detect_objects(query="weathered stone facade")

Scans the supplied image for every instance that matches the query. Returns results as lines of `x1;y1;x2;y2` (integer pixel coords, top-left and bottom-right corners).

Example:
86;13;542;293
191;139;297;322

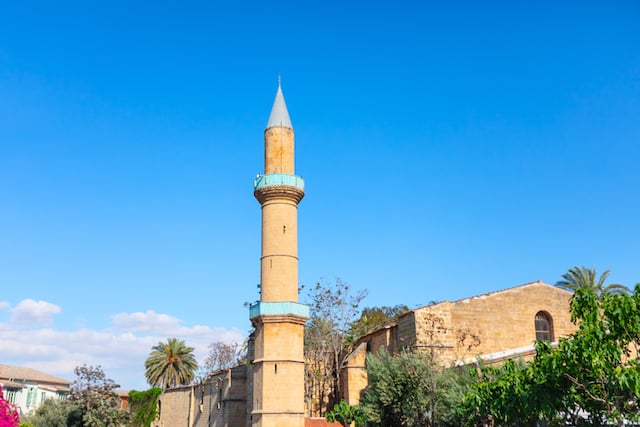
155;366;248;427
155;282;577;421
343;281;577;404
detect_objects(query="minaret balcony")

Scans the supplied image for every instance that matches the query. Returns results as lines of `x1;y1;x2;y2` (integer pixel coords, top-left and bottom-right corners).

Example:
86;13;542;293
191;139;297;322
254;173;304;191
249;301;310;320
254;174;305;204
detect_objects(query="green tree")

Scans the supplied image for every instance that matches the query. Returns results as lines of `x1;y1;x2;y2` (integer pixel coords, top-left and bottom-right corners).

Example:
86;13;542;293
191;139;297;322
304;278;368;416
348;304;410;342
458;359;545;426
361;348;454;427
459;283;640;426
432;365;476;427
144;338;198;389
127;388;162;427
326;399;367;427
68;365;128;427
20;398;76;427
556;265;630;296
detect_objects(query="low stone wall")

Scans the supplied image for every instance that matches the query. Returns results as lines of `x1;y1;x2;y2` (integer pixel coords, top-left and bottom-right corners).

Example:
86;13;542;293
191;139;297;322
154;366;248;427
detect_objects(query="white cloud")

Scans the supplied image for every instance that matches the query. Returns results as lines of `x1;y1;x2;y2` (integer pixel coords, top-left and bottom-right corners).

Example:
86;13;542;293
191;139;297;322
0;306;245;390
0;301;9;311
11;299;61;326
110;310;182;334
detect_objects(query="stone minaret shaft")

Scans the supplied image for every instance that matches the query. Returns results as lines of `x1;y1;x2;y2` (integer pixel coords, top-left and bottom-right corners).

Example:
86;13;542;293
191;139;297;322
250;84;308;427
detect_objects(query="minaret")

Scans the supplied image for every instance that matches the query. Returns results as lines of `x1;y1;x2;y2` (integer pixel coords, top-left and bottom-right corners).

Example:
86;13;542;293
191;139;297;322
250;83;308;427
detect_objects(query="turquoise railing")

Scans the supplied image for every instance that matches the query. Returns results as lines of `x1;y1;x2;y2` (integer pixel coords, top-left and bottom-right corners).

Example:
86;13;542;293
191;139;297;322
249;301;310;319
254;174;305;191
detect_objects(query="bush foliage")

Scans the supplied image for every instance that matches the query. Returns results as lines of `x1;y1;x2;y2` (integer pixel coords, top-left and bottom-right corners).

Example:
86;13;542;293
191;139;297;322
128;388;162;427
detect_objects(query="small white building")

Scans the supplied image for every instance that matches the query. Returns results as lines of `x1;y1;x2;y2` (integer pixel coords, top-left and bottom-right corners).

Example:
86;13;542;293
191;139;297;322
0;364;71;416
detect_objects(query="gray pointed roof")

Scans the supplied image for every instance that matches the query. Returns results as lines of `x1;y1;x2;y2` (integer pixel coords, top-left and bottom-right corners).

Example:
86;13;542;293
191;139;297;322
266;84;293;130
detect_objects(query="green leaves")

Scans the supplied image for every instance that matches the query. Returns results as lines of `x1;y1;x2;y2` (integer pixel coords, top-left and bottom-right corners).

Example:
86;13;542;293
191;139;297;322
361;349;472;426
556;266;631;297
128;388;163;427
20;398;77;427
348;305;410;342
68;365;128;427
144;338;197;389
326;400;367;427
459;279;640;426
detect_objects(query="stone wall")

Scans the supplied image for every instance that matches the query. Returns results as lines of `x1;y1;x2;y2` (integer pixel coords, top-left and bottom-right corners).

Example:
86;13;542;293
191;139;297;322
343;281;578;404
341;343;368;405
155;365;248;427
413;281;576;364
364;325;397;355
412;302;454;355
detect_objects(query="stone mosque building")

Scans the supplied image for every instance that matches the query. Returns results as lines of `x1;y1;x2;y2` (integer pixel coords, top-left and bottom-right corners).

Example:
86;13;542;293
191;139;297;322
341;281;576;405
153;86;578;426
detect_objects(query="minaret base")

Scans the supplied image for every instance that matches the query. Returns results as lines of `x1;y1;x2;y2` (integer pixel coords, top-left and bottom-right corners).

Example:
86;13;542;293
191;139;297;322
251;314;306;427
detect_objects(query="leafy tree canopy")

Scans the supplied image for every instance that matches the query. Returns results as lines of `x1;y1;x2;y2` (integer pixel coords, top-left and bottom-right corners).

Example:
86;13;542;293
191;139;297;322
144;337;197;389
556;265;630;296
348;304;410;342
460;282;640;426
68;365;127;427
326;399;367;427
361;348;473;427
128;388;162;427
20;398;76;427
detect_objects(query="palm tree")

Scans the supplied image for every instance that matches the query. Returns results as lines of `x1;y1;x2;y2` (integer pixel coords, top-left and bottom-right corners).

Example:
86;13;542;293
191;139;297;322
556;266;630;297
145;338;198;389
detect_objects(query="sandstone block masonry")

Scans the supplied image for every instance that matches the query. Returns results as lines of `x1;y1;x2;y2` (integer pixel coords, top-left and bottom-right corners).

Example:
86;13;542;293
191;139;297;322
343;281;577;404
155;366;247;427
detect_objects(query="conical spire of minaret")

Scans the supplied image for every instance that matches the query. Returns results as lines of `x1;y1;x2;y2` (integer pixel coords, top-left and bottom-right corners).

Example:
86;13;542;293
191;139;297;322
266;82;293;130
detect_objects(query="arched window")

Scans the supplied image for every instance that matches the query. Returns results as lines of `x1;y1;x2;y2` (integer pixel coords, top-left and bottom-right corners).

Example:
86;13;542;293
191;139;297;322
535;311;553;341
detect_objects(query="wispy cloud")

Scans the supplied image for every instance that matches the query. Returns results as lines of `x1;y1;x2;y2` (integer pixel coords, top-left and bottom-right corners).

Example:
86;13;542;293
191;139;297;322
0;300;245;390
110;310;183;334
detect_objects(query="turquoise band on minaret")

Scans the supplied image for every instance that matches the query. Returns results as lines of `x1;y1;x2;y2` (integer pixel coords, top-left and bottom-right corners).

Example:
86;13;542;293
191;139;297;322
254;174;305;191
249;301;310;319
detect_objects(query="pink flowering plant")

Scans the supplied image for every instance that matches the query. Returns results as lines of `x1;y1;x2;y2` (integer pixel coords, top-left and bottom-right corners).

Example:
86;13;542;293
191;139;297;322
0;386;19;427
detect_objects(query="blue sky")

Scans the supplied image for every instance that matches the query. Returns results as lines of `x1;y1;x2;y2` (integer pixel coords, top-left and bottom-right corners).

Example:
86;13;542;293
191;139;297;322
1;1;639;390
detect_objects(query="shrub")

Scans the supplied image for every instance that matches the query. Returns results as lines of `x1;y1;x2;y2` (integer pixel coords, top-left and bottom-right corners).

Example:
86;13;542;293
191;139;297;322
0;386;19;427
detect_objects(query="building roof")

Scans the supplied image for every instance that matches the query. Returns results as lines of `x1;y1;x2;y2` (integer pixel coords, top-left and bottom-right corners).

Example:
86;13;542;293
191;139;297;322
409;280;572;313
115;389;130;398
0;364;71;387
400;280;573;324
266;83;292;130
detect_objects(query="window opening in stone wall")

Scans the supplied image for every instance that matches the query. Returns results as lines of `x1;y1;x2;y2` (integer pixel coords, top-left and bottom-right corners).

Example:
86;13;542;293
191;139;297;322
535;311;553;341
